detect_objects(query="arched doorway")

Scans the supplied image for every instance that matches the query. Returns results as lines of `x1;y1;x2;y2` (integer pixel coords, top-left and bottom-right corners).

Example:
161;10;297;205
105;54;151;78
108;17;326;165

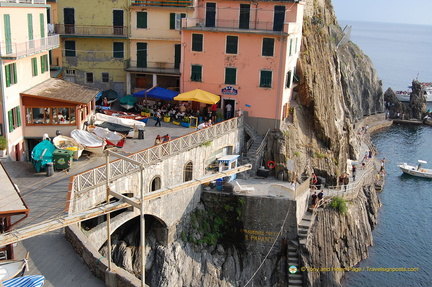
150;175;161;191
183;161;193;182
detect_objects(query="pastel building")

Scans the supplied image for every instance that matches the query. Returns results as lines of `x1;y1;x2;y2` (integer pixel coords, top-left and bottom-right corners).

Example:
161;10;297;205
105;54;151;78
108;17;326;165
54;0;129;95
0;0;60;160
182;0;304;134
127;0;192;93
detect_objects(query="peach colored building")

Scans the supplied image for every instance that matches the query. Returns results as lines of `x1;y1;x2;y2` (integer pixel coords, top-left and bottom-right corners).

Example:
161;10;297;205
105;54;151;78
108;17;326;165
182;0;304;134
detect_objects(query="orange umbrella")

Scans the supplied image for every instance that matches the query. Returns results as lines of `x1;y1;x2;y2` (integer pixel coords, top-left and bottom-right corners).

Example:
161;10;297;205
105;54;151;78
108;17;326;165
174;89;220;104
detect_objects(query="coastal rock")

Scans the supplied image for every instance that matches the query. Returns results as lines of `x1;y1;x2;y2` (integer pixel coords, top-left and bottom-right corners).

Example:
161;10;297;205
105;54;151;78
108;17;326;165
384;80;426;120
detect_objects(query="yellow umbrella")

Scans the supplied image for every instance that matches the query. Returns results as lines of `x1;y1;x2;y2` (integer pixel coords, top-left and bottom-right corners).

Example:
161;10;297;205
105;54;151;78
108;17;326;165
174;89;220;104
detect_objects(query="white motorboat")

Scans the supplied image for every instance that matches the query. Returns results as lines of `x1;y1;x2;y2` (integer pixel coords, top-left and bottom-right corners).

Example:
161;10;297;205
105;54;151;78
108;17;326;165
70;129;107;155
398;160;432;178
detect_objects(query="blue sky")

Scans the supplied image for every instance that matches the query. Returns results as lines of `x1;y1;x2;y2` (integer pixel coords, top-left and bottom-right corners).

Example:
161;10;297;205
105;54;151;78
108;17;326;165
332;0;432;26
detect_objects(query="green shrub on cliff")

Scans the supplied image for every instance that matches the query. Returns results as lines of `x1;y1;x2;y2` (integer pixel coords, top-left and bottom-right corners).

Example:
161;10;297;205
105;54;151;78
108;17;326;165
330;196;348;215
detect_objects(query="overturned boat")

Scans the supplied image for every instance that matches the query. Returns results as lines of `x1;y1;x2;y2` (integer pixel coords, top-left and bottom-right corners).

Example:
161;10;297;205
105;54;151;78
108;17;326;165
71;129;106;155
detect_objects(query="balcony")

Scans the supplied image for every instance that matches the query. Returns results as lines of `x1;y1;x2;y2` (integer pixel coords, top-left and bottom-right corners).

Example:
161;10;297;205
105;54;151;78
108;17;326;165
131;0;192;8
183;18;290;35
54;24;128;38
0;35;59;59
0;0;46;3
125;59;180;75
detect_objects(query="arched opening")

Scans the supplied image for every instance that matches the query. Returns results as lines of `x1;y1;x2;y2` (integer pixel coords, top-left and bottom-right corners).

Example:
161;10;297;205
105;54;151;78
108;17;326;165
150;175;161;191
183;161;193;182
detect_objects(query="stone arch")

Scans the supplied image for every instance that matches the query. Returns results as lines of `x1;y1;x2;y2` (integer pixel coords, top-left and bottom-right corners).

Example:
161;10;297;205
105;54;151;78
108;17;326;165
150;175;161;191
183;161;193;182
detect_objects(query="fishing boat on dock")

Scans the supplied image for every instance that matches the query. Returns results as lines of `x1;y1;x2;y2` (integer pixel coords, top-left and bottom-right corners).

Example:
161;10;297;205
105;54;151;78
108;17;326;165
52;135;84;160
71;129;107;155
398;160;432;178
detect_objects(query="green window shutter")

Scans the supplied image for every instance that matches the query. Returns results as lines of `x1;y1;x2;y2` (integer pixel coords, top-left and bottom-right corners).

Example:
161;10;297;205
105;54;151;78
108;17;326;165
260;70;272;87
40;13;45;38
225;68;236;85
65;41;76;57
4;15;12;54
8;110;13;132
28;14;33;41
32;58;38;76
289;38;293;56
13;63;17;84
262;38;274;57
16;107;21;127
192;34;203;52
137;12;147;28
5;65;10;87
191;65;202;82
113;42;124;58
170;13;175;30
40;56;44;73
226;36;238;54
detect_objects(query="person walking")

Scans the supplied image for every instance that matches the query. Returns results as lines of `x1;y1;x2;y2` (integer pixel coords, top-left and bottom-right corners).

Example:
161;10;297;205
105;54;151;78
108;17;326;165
225;103;232;119
155;109;162;127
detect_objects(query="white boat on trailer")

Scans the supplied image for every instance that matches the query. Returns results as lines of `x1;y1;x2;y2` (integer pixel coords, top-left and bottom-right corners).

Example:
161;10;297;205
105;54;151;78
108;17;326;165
398;160;432;178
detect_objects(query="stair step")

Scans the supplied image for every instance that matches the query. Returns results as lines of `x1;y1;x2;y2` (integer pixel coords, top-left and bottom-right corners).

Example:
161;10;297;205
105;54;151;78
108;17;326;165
299;238;307;245
289;274;303;279
288;251;297;257
288;279;303;285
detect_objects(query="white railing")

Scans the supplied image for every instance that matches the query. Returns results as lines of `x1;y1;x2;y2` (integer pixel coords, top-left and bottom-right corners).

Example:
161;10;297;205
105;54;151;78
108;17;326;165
0;35;59;58
71;116;243;194
0;0;46;4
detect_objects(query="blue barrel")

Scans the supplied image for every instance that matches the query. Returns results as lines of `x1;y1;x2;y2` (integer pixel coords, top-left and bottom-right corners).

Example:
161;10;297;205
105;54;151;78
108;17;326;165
216;178;223;191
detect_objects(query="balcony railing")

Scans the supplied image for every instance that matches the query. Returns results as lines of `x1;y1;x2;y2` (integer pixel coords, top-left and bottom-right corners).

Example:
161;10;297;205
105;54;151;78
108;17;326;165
125;59;180;73
0;0;46;4
0;35;59;59
54;24;127;37
131;0;192;8
183;18;289;34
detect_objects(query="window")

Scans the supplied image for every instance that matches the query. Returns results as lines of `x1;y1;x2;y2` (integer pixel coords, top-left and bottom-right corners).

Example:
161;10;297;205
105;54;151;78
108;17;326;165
65;40;76;57
192;34;203;52
113;42;124;58
184;161;193;182
40;13;45;38
170;13;186;30
4;15;12;54
40;55;48;73
8;106;21;132
286;70;292;88
31;57;38;76
260;70;272;88
225;67;236;85
102;72;109;83
86;72;94;83
262;38;274;57
226;36;238;54
27;14;33;41
137;12;147;28
26;107;76;125
191;65;202;82
4;63;17;87
289;38;293;56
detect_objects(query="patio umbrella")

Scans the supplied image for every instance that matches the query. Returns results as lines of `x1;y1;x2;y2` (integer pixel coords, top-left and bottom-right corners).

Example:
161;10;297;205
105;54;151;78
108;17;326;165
174;89;220;104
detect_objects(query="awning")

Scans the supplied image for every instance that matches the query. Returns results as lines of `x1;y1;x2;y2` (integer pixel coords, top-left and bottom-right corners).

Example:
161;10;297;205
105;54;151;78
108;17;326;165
174;89;220;104
133;87;179;101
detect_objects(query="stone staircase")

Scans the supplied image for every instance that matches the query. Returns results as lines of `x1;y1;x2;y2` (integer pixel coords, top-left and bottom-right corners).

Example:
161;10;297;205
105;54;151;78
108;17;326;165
298;209;313;246
287;240;303;286
239;122;265;178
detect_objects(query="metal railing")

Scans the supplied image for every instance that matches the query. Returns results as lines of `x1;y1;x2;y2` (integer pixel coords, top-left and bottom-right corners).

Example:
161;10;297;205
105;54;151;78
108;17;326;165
183;18;289;34
71;116;243;195
54;24;127;37
0;35;59;58
125;59;179;72
131;0;192;7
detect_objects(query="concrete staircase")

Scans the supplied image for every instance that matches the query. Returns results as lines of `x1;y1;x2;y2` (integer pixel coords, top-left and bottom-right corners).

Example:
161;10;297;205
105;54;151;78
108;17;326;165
239;122;265;178
298;209;313;246
287;241;303;287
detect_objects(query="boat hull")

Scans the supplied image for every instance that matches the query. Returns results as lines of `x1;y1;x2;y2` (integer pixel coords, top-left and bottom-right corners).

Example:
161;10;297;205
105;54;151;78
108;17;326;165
52;135;84;160
398;163;432;178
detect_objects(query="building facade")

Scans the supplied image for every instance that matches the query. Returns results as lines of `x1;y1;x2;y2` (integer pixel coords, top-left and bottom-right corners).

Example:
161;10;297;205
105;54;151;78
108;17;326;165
0;0;60;161
181;0;304;134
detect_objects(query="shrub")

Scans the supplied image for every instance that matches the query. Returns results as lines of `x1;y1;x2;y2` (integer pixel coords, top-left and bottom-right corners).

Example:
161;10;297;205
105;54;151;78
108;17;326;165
330;196;348;215
0;136;6;150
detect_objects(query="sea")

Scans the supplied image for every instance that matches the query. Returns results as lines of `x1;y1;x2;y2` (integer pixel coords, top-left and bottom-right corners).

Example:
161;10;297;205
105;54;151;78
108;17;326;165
337;21;432;287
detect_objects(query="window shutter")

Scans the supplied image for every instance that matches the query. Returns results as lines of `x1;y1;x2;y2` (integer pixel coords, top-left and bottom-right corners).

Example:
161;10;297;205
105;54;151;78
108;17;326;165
192;34;203;51
13;63;17;84
137;12;147;28
225;68;236;85
4;15;12;54
40;56;44;73
169;13;175;30
16;107;21;127
8;110;13;132
40;13;45;38
5;65;10;87
28;14;33;40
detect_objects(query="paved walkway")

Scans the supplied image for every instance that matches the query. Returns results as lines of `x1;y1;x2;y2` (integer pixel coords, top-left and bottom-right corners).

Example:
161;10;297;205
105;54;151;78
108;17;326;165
1;118;193;287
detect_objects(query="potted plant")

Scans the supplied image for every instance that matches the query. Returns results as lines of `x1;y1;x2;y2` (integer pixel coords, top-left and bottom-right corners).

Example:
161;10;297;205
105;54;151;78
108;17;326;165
163;114;171;123
181;116;190;128
141;107;151;117
216;111;224;122
0;136;7;157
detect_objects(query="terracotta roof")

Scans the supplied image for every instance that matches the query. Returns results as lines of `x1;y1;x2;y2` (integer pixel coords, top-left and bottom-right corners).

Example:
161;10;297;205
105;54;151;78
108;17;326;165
21;78;101;104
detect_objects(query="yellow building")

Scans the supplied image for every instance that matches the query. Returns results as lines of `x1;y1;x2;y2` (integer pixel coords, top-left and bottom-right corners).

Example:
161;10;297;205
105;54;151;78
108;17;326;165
0;0;59;161
127;0;192;93
54;0;129;96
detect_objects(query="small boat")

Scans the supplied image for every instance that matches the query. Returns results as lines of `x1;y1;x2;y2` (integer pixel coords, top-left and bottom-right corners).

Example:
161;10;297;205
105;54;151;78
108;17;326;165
0;253;29;282
70;129;106;155
30;140;56;172
398;160;432;178
103;110;149;123
3;275;45;287
52;135;84;160
92;126;126;148
395;82;432;102
119;94;138;110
